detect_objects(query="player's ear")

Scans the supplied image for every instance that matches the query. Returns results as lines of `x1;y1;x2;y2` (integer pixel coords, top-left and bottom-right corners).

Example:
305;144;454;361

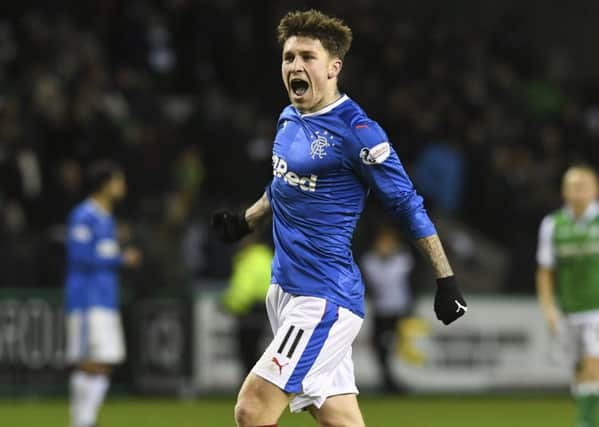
328;58;342;79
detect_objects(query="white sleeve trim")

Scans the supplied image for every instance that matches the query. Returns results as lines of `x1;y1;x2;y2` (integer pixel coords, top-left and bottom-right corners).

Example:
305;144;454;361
537;215;556;268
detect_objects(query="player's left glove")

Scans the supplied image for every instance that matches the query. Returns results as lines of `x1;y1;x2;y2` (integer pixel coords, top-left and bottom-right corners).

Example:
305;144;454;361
434;276;467;325
211;210;252;243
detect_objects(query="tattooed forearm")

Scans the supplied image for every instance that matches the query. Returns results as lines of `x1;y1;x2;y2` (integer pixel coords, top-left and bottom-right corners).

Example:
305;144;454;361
415;234;454;279
244;192;271;229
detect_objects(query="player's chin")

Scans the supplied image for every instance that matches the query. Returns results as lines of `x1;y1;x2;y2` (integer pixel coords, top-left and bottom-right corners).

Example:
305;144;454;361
289;91;310;108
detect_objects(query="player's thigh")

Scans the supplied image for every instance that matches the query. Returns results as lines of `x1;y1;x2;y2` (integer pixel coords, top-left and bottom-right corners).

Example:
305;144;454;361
78;360;113;375
577;357;599;381
309;394;365;427
236;372;290;421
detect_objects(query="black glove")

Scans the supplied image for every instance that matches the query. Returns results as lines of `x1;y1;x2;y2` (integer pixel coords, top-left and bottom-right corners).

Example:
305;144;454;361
434;276;467;325
211;210;252;243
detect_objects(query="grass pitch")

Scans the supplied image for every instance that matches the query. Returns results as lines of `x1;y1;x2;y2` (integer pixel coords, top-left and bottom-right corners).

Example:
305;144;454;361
0;395;572;427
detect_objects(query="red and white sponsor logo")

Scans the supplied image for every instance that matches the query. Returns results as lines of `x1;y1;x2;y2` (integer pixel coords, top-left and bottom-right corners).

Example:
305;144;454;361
359;142;390;165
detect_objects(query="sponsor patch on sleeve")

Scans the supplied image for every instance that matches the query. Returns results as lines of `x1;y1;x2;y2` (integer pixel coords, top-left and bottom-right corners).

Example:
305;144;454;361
359;142;391;165
96;239;120;258
71;224;92;242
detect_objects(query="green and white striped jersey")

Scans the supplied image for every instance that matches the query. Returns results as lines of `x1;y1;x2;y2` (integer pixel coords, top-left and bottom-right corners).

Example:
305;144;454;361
537;202;599;314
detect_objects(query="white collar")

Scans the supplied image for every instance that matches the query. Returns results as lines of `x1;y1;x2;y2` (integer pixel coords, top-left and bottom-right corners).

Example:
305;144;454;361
299;94;349;117
564;201;599;223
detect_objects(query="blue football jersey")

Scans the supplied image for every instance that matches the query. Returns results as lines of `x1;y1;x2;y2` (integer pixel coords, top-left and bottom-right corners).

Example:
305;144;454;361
267;95;436;317
64;199;123;312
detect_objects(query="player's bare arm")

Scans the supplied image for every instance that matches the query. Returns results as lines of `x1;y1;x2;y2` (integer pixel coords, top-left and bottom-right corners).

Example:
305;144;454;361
244;192;271;230
415;234;454;279
415;234;467;325
536;266;559;333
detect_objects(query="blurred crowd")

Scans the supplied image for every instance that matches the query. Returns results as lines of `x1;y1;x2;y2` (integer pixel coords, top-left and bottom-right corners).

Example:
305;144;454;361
1;0;599;293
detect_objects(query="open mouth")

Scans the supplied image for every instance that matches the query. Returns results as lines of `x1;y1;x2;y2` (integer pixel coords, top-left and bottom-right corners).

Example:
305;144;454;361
290;78;309;97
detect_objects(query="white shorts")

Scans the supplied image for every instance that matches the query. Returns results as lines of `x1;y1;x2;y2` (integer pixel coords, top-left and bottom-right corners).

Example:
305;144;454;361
66;307;126;365
565;314;599;364
252;285;363;413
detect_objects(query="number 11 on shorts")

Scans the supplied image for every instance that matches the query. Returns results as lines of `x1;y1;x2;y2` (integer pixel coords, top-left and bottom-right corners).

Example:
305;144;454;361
277;325;305;358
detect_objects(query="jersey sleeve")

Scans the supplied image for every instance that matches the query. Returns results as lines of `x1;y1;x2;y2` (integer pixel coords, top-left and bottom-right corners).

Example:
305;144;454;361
347;120;436;239
67;213;123;269
536;215;556;268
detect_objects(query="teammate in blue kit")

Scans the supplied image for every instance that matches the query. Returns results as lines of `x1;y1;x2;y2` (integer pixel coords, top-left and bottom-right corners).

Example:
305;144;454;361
212;10;467;427
65;160;141;427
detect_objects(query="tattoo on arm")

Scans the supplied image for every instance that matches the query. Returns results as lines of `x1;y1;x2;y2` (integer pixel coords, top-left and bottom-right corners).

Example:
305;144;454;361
415;234;454;279
244;193;271;230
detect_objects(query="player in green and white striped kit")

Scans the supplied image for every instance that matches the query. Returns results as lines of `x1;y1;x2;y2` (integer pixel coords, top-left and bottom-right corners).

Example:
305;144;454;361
537;165;599;427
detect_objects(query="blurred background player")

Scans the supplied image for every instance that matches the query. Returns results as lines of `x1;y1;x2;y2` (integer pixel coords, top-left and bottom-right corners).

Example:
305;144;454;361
212;9;467;427
361;224;414;393
537;165;599;427
222;232;273;376
64;160;142;427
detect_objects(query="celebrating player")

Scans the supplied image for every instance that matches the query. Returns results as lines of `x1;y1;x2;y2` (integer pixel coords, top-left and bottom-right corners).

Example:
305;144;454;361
212;10;467;427
64;160;142;427
537;165;599;427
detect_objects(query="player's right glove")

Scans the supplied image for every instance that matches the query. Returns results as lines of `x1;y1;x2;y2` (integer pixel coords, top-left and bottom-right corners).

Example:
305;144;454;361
434;276;467;325
211;210;252;243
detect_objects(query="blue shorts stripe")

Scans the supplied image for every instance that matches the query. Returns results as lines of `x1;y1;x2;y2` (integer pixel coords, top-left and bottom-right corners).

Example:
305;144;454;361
284;301;339;393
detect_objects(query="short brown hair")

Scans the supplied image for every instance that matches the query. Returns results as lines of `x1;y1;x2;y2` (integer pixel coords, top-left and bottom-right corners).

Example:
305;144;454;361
277;10;353;60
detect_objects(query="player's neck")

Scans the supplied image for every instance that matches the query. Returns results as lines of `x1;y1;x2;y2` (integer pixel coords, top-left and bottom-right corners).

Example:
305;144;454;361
570;201;593;220
325;89;342;105
300;89;342;114
91;194;113;214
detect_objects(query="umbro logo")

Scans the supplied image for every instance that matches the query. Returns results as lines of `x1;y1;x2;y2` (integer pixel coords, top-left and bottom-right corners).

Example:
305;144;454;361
455;300;468;314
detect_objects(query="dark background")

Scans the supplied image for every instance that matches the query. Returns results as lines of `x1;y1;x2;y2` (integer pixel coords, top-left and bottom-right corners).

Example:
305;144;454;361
1;0;599;295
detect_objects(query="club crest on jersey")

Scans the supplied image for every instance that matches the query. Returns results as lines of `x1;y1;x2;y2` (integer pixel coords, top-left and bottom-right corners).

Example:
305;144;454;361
272;155;318;192
310;130;334;160
360;142;391;165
